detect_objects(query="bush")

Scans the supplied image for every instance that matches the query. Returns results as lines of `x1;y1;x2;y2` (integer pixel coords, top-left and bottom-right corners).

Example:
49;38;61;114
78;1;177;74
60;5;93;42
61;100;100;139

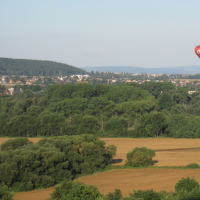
125;147;155;167
49;181;102;200
105;189;123;200
131;189;162;200
175;177;199;193
0;185;13;200
185;163;200;169
174;186;200;200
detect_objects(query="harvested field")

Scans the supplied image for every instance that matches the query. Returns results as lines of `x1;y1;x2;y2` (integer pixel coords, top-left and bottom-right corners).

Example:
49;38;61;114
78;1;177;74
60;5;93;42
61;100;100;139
102;138;200;166
14;187;54;200
76;168;200;196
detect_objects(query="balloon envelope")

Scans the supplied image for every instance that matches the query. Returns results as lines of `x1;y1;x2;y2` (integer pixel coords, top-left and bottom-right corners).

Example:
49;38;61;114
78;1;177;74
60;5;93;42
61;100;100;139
195;46;200;58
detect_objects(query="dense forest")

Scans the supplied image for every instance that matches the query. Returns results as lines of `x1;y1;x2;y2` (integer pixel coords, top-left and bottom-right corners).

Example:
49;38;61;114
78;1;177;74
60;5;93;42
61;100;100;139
0;81;199;138
0;58;87;76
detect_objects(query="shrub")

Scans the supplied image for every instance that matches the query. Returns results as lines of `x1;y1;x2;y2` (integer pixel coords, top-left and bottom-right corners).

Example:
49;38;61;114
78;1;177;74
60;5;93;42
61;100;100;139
105;189;123;200
185;163;200;169
125;147;155;167
49;181;102;200
175;177;199;193
0;185;13;200
130;189;162;200
174;186;200;200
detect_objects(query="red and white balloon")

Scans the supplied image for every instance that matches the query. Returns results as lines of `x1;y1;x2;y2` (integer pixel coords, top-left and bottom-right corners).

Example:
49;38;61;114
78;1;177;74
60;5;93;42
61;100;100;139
195;46;200;58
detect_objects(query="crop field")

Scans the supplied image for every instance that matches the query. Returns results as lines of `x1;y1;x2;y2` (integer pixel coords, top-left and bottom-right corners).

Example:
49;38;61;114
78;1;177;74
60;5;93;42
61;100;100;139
102;138;200;166
1;137;200;199
76;168;200;196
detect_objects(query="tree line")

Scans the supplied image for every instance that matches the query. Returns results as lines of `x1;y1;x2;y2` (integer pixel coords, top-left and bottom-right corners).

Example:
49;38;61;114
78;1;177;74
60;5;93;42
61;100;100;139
0;82;200;138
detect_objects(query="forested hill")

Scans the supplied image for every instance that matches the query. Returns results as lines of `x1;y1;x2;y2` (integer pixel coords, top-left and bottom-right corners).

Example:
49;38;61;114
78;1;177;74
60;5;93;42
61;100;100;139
0;58;87;76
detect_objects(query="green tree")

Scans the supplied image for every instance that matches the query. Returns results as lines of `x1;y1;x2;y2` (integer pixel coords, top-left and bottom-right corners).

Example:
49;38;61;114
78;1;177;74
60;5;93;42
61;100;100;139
158;93;176;110
105;117;128;134
130;189;162;200
5;77;9;83
105;189;123;200
0;185;13;200
141;112;166;137
125;147;155;167
49;181;102;200
175;177;199;193
20;78;26;84
14;75;20;82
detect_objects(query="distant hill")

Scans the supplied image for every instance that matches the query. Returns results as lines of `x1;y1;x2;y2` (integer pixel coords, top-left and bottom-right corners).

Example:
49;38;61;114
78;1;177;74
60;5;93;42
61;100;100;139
0;58;87;76
81;66;200;74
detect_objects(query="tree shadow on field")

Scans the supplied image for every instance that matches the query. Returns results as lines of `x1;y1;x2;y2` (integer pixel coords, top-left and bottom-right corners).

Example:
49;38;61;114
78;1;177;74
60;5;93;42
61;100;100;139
154;160;158;164
111;159;123;164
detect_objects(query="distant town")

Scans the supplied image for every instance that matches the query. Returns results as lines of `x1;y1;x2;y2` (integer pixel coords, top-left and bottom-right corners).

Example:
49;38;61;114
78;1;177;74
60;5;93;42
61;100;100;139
1;72;200;95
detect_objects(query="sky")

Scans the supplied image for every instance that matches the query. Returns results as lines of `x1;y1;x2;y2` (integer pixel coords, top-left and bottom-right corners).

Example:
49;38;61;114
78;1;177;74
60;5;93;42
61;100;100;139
1;0;200;68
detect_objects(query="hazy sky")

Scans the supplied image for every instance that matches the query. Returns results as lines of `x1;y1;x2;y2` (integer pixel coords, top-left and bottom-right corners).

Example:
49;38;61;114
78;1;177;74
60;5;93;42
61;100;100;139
1;0;200;68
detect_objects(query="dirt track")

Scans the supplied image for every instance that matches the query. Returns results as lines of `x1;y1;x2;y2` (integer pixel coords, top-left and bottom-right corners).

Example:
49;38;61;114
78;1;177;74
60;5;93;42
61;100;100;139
1;138;200;199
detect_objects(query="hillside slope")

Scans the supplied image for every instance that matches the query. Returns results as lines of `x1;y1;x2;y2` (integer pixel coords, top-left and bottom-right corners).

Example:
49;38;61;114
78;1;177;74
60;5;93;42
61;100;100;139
0;58;87;76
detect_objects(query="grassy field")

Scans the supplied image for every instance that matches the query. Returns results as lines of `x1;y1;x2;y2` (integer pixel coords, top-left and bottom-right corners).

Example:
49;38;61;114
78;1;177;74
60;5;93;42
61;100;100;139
1;138;200;199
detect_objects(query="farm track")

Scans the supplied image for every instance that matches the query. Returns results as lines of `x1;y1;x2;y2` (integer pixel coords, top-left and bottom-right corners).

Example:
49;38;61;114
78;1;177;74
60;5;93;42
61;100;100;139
154;147;200;152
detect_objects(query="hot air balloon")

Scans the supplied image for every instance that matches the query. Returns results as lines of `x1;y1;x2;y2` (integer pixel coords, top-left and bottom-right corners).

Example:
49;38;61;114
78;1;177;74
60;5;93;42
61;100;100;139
195;46;200;58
